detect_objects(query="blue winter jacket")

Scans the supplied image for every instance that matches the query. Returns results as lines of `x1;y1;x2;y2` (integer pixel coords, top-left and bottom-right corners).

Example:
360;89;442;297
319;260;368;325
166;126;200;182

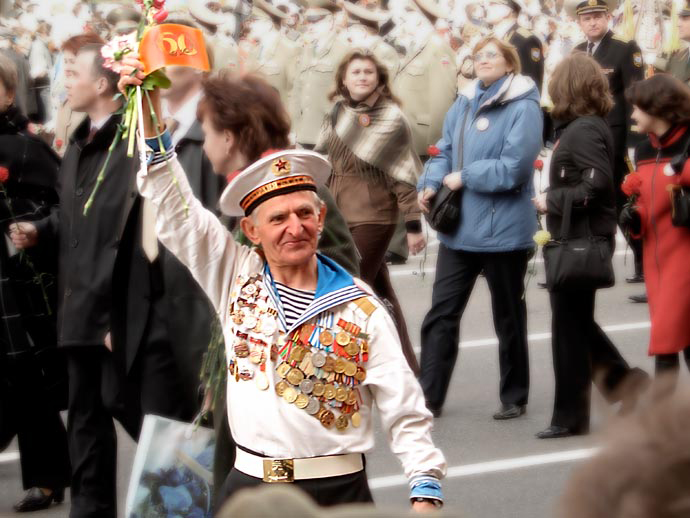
418;74;543;252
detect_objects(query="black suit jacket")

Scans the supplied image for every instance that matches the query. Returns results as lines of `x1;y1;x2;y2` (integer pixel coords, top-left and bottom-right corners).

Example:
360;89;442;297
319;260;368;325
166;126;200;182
575;31;644;132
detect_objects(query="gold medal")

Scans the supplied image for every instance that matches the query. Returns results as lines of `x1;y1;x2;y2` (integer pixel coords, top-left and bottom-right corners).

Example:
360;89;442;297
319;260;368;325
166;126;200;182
295;393;309;409
319;409;335;428
351;412;361;427
249;350;262;364
335;387;348;402
287;368;304;386
334;358;346;374
344;341;359;357
358;114;371;127
276;362;291;378
319;330;334;346
335;331;350;346
255;371;269;390
283;386;298;403
346;390;357;406
324;383;336;400
275;380;288;396
335;415;349;431
312;381;325;397
234;341;250;358
323;356;335;373
344;361;357;377
355;366;367;382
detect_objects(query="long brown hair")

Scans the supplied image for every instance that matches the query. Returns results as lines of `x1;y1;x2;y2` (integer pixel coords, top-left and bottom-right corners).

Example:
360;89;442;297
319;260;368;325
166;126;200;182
626;74;690;126
548;52;613;121
197;72;291;162
328;49;400;104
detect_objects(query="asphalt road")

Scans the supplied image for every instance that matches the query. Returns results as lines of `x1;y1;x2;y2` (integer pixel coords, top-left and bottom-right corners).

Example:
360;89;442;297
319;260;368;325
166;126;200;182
0;235;658;518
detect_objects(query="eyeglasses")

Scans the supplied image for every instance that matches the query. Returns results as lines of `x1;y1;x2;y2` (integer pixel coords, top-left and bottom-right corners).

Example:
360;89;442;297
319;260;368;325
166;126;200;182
473;51;501;62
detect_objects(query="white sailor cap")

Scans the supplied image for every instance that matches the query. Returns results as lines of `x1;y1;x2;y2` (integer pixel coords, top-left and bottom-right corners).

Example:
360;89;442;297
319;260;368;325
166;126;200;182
220;150;331;216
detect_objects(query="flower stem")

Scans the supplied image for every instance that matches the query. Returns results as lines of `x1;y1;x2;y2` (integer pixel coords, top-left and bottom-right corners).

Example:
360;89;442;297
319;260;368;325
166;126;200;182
127;97;138;158
83;124;125;216
143;88;189;217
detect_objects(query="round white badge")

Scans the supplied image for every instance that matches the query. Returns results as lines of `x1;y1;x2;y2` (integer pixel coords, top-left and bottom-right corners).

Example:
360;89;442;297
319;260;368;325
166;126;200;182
476;117;490;131
664;163;676;177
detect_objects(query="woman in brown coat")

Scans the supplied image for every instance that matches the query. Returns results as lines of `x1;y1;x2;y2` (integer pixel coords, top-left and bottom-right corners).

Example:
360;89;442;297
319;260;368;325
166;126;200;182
316;49;424;373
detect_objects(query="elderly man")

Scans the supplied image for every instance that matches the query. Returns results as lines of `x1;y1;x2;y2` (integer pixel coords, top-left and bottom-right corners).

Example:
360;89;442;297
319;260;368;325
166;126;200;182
121;60;446;512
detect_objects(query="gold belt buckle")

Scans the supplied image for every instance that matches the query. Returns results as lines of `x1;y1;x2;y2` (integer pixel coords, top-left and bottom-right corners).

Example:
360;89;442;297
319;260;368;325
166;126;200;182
262;458;295;483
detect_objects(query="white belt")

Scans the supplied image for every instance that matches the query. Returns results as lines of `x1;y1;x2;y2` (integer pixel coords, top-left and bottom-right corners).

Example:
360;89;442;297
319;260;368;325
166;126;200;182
234;448;364;483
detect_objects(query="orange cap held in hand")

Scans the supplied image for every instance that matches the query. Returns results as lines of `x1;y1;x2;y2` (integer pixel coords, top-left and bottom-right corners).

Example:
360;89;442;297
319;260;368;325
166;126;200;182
140;23;210;75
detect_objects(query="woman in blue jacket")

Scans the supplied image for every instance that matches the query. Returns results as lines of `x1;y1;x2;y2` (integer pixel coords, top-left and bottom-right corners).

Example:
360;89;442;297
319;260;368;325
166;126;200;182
417;36;543;419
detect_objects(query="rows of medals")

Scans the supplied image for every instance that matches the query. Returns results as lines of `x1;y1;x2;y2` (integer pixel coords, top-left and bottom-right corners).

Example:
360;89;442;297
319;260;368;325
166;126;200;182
227;274;369;432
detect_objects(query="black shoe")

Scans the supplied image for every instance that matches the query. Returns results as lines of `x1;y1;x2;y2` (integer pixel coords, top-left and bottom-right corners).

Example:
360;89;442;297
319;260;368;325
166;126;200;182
13;487;64;512
426;404;442;418
384;251;407;266
537;281;547;289
629;293;648;303
492;404;526;420
535;426;575;439
626;274;644;284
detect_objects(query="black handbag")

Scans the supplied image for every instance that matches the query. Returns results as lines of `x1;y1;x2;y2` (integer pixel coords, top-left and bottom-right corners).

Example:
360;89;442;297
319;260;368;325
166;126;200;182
670;185;690;228
424;109;469;234
543;191;615;291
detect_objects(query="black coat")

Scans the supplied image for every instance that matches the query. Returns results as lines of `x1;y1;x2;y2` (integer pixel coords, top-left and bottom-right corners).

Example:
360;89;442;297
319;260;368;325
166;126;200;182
575;31;644;132
35;114;141;348
507;25;544;92
546;116;617;240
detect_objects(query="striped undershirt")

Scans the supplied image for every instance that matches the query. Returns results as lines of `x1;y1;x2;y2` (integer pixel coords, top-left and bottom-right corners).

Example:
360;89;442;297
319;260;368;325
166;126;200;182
274;282;315;328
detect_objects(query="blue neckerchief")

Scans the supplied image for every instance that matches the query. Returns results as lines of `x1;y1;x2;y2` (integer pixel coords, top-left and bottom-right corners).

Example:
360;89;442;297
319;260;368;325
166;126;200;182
469;75;508;118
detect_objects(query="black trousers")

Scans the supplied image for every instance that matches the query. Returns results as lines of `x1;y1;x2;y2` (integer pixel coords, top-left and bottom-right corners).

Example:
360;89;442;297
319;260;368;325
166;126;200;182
6;351;70;491
655;347;690;391
420;245;530;410
611;124;643;275
549;289;631;432
215;464;373;514
66;347;120;518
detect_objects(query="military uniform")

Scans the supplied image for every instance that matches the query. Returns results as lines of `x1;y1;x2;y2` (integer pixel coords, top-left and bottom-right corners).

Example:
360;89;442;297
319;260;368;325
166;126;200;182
292;34;351;147
246;36;300;108
138;147;446;508
208;35;242;72
340;29;400;76
505;24;544;92
655;48;690;85
393;35;457;157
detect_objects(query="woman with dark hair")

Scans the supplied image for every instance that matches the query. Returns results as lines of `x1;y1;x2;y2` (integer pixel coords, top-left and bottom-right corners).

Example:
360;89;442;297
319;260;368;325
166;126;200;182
0;53;71;512
621;73;690;381
315;49;423;373
533;52;646;439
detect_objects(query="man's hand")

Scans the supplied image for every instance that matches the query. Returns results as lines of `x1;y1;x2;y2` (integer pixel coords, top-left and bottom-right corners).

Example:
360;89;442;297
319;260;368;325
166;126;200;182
9;222;38;249
443;171;463;191
418;188;436;214
104;332;112;352
412;500;439;513
407;232;426;255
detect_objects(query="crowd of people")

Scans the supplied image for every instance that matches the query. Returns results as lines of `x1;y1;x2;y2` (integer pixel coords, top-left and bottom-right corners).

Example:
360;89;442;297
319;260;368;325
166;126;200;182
1;0;690;516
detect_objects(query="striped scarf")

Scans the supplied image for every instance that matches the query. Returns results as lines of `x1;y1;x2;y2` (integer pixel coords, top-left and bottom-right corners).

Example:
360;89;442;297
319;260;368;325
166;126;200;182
315;96;422;186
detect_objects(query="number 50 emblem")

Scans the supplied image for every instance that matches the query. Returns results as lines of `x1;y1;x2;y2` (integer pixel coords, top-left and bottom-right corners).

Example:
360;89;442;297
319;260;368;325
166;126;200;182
140;24;210;75
157;32;198;56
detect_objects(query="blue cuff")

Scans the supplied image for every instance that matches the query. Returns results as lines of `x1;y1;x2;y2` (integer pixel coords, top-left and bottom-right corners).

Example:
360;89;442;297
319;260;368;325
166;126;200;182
145;130;175;166
145;130;172;153
410;479;443;502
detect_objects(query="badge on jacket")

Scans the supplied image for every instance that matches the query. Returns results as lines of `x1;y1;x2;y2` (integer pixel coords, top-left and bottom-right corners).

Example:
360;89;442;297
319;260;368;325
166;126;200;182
476;117;490;131
531;48;541;62
633;52;642;68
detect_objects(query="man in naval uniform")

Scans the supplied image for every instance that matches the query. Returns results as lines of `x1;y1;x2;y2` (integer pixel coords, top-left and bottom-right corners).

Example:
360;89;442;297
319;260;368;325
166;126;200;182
570;0;646;288
133;126;447;510
485;0;544;92
341;1;400;76
291;0;351;148
654;0;690;85
392;0;457;157
245;0;301;109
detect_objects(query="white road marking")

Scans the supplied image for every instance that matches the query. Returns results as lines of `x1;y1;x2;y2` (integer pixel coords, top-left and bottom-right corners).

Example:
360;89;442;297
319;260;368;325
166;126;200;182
0;451;19;464
369;447;599;489
413;321;650;354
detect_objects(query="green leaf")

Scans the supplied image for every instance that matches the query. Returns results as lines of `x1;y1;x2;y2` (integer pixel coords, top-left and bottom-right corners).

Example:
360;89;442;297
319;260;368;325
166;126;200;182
142;69;171;90
112;92;124;102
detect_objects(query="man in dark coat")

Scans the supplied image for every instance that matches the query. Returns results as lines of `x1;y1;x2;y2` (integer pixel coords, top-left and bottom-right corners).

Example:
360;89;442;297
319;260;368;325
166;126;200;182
654;1;690;85
570;0;645;286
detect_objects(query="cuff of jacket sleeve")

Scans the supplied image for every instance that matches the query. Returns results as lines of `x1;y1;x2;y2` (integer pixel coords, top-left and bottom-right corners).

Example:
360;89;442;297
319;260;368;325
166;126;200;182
145;131;175;165
409;477;443;503
405;220;422;233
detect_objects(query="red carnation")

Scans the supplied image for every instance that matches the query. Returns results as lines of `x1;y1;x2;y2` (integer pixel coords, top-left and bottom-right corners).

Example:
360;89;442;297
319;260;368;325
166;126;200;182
622;172;643;197
534;159;544;171
0;166;9;184
55;138;64;150
427;145;440;157
153;0;165;8
153;9;168;23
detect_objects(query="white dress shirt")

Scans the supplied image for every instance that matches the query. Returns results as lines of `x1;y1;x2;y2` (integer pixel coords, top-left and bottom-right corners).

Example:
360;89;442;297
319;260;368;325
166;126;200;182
162;90;203;146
